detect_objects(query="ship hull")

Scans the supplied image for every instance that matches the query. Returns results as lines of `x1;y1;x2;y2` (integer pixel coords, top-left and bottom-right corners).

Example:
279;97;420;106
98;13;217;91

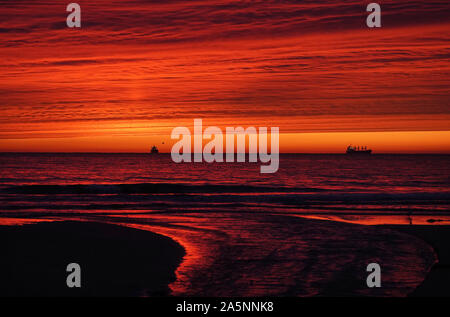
346;150;372;154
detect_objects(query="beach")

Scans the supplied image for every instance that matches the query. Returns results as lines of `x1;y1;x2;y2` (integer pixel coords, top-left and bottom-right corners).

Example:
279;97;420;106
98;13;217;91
2;217;447;297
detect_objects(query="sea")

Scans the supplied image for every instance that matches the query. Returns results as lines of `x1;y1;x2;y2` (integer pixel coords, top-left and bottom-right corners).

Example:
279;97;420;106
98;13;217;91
1;153;449;296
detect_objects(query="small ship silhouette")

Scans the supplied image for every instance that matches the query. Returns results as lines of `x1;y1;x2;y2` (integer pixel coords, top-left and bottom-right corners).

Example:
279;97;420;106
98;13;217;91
150;145;159;154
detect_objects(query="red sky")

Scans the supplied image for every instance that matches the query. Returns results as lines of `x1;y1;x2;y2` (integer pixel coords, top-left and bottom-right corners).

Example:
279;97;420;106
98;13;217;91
0;0;449;153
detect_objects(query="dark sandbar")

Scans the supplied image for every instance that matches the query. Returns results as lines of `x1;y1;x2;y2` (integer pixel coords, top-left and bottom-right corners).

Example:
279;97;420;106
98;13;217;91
383;224;450;297
0;221;185;297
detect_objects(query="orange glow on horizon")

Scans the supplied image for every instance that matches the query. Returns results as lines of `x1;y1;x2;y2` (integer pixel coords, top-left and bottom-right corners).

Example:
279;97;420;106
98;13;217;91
1;130;449;154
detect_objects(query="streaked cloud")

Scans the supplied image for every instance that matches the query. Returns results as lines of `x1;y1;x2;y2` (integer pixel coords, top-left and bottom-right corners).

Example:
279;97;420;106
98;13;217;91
0;0;449;151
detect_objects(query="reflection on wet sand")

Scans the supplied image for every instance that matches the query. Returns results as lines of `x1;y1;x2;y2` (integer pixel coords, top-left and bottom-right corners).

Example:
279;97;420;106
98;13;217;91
0;212;442;296
104;212;435;296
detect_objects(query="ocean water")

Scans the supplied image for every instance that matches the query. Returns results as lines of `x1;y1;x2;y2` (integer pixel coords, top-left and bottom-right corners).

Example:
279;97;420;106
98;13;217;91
1;153;449;296
1;153;449;220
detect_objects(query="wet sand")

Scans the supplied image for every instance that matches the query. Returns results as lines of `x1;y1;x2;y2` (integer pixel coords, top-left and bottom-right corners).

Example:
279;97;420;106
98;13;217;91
0;221;185;297
107;213;436;297
383;225;450;297
1;218;445;297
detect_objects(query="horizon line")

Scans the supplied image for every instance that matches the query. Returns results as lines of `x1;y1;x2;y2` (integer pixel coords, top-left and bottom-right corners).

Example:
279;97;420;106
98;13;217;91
1;152;450;155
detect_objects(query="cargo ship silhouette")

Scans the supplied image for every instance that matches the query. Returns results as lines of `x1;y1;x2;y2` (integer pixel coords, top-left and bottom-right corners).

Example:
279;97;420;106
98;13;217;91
346;145;372;154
